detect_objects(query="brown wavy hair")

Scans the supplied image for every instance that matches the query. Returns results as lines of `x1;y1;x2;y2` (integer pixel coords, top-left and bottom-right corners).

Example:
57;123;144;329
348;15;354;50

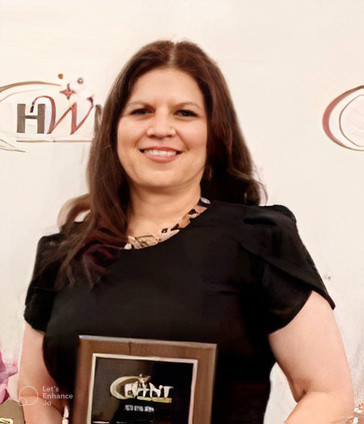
48;39;266;288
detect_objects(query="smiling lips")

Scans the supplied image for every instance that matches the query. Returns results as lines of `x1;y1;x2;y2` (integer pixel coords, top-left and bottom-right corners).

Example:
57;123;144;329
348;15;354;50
139;146;182;163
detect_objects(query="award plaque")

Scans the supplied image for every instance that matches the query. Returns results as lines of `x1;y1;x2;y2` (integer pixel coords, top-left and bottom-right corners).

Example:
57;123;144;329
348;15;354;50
72;336;217;424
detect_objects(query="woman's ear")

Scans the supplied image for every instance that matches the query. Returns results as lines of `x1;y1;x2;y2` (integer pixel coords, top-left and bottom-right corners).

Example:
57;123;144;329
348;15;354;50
202;162;213;181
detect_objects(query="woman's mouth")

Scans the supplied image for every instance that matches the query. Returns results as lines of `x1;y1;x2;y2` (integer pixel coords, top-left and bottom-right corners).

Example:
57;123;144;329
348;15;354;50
139;148;182;163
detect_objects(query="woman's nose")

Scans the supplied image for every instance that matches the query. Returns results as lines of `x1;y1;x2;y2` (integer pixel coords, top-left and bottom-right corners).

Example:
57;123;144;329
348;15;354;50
146;112;176;138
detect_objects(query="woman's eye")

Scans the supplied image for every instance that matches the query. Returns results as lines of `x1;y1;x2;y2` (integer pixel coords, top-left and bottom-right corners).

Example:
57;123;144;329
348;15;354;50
131;108;150;115
176;110;197;117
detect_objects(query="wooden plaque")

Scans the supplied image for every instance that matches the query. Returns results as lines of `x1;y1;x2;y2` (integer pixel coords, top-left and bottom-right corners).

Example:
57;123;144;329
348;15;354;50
72;336;217;424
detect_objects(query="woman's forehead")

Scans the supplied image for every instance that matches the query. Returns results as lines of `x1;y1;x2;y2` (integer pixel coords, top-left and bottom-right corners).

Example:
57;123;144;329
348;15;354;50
128;67;204;105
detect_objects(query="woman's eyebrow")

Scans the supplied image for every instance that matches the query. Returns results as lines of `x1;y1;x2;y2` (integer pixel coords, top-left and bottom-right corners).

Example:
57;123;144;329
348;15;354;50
125;101;203;110
124;101;147;108
176;102;203;110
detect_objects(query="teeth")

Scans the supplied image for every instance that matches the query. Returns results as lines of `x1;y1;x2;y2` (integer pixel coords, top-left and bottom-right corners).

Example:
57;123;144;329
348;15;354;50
143;149;177;156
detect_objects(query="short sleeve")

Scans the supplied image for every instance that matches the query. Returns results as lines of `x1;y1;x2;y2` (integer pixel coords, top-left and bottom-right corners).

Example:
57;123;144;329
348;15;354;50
234;204;335;334
24;235;60;332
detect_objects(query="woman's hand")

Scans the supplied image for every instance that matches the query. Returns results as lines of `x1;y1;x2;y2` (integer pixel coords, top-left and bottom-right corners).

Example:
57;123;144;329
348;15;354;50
268;291;354;424
18;322;68;424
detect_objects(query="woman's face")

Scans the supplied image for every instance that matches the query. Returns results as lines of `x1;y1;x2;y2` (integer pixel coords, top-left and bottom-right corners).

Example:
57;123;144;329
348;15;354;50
116;67;208;196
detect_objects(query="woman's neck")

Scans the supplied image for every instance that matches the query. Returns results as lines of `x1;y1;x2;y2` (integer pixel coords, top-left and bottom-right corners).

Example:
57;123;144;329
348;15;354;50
126;186;202;237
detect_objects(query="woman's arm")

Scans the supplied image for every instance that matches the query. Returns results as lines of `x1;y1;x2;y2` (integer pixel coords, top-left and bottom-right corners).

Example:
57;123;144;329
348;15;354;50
268;291;354;424
18;322;68;424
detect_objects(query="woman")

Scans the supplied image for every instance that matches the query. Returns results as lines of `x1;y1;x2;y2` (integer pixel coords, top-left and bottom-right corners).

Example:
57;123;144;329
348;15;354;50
18;40;354;424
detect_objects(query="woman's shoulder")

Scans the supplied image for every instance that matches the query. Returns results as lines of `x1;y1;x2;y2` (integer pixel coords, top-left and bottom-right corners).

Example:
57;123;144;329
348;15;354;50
209;200;335;312
36;222;82;249
33;231;64;266
32;222;83;273
208;200;297;226
36;231;64;249
207;200;301;254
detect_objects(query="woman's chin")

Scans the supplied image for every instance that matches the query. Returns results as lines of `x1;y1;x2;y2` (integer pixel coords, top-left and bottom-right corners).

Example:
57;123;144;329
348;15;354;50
128;170;204;194
142;181;183;192
131;178;190;194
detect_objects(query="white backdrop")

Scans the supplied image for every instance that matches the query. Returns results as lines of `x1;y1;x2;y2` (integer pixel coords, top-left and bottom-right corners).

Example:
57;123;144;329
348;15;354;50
0;0;363;421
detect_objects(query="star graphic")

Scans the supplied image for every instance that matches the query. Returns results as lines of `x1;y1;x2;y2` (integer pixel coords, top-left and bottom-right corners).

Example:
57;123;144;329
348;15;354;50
60;83;76;100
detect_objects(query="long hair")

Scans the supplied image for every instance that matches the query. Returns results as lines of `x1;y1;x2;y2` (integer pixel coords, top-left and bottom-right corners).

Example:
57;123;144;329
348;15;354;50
44;40;266;288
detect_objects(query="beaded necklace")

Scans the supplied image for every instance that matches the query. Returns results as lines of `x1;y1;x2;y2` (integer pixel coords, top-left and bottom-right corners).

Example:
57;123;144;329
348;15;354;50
124;197;211;249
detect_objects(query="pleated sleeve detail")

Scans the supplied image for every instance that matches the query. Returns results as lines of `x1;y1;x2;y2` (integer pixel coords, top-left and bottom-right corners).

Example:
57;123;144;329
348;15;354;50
24;235;60;332
235;204;335;333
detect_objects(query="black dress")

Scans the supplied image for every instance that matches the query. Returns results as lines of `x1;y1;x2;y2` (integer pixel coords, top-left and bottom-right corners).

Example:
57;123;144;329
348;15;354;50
24;200;335;424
